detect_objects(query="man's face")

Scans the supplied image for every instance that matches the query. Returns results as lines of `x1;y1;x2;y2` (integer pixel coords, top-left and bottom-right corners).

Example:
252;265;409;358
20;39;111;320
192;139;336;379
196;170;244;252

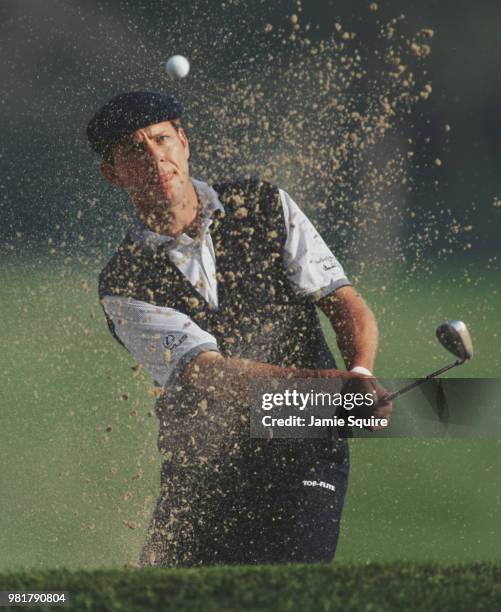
101;120;191;224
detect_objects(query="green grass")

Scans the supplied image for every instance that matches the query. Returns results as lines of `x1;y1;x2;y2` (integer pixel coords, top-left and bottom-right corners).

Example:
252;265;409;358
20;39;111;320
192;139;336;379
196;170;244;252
1;257;500;573
1;562;500;611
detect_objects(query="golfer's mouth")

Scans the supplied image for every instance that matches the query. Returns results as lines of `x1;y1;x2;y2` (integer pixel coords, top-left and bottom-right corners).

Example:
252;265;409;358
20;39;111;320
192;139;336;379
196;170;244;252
157;172;176;186
149;170;176;188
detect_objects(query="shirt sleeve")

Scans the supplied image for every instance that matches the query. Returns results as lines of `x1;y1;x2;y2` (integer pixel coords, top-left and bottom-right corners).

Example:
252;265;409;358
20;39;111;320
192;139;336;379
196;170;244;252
101;296;220;387
279;189;351;299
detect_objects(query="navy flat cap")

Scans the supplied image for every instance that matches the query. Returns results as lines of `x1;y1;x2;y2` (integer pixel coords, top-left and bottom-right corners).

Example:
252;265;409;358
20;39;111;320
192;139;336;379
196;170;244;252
87;91;183;157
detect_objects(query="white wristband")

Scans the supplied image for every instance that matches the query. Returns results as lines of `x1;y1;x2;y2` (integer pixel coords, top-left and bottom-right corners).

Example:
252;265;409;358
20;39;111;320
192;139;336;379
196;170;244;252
350;366;373;376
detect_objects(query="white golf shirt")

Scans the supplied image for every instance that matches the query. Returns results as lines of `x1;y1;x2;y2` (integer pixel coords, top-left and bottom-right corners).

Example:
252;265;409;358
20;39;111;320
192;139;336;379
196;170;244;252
101;179;350;387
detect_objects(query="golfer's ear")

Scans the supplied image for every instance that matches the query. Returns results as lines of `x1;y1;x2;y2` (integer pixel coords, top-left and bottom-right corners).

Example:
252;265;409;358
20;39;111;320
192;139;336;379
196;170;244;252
100;160;122;187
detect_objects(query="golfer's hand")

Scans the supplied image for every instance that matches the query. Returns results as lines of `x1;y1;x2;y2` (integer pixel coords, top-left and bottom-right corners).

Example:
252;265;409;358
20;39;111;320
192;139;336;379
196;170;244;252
341;374;393;431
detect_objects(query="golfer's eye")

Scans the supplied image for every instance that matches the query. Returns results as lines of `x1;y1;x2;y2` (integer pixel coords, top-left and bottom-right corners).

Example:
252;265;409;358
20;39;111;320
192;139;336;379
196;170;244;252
157;135;171;143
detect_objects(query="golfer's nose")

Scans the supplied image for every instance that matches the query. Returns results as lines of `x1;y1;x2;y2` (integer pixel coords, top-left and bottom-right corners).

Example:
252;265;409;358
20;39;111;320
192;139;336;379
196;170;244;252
145;141;164;163
145;143;167;175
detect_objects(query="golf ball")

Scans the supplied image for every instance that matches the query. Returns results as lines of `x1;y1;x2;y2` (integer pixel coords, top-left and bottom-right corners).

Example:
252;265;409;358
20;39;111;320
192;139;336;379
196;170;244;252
165;55;190;79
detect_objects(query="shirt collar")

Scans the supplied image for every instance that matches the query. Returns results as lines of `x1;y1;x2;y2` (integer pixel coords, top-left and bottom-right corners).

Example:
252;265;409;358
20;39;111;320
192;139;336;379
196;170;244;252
128;178;225;251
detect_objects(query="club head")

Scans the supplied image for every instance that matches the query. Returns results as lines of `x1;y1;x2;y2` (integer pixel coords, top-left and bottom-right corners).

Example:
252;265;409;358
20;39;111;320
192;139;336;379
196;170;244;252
436;320;473;363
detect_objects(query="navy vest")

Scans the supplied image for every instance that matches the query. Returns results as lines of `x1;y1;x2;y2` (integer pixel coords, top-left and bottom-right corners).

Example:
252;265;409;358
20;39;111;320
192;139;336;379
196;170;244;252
99;179;340;463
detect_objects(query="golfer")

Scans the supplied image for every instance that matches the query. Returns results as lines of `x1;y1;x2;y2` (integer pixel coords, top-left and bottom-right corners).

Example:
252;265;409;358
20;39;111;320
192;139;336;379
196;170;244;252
87;91;391;567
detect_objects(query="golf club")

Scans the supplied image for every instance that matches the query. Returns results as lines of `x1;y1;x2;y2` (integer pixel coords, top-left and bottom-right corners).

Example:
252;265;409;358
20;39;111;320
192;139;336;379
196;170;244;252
386;320;473;401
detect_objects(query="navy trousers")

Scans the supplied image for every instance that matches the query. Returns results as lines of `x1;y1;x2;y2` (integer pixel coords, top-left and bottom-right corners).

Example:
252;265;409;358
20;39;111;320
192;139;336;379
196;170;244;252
139;438;350;567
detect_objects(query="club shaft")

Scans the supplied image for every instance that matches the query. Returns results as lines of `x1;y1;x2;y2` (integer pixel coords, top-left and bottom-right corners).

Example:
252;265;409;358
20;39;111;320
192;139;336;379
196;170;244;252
387;360;461;401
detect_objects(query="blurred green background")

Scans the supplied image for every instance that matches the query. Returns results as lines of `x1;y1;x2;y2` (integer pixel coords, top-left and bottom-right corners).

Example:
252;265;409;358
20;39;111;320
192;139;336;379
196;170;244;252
1;258;499;571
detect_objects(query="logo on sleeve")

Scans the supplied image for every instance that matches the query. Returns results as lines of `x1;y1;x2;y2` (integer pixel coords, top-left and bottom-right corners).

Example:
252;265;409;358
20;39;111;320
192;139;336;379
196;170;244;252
313;256;340;272
323;263;340;271
162;333;188;351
